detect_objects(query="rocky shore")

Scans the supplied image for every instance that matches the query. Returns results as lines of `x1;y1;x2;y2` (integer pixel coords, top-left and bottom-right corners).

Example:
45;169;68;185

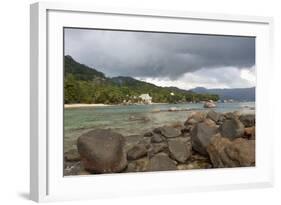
64;110;255;176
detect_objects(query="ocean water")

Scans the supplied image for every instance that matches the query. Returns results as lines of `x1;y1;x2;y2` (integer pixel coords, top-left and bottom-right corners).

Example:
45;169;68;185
63;102;255;151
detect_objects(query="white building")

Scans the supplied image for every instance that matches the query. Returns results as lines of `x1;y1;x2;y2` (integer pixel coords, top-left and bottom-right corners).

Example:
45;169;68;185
139;94;152;104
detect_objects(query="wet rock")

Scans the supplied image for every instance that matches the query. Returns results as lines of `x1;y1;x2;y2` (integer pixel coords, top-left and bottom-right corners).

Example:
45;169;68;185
239;114;255;127
64;148;80;162
77;129;127;173
204;101;216;108
225;138;255;167
207;134;255;168
184;112;206;126
181;126;191;134
124;135;144;152
185;118;197;125
148;153;177;171
144;132;153;137
177;161;212;170
151;134;165;143
153;126;181;138
169;107;179;111
220;118;245;140
191;121;218;156
177;152;212;170
127;143;147;160
64;161;81;176
182;134;192;142
191;153;210;161
140;137;153;149
171;123;184;130
204;118;217;127
206;134;233;168
151;143;168;155
233;111;241;117
224;112;238;120
126;157;150;172
69;111;256;175
244;126;255;139
207;110;222;123
168;139;192;163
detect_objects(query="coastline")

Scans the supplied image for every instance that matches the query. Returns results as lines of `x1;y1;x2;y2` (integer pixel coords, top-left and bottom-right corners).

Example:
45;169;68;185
64;110;256;176
64;103;112;108
64;102;255;110
64;102;168;108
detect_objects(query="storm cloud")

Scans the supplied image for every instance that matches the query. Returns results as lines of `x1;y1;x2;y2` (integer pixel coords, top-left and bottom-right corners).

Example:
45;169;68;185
64;28;255;88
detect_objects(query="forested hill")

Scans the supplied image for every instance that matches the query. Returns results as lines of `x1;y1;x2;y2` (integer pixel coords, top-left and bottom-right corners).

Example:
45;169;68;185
65;55;105;80
64;55;219;104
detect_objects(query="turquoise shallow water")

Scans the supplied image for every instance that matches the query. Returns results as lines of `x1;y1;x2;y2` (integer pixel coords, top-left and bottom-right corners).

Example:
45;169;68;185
63;102;255;151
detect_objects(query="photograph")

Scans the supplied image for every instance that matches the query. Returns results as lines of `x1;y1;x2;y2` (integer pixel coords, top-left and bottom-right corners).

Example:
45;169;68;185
63;28;256;176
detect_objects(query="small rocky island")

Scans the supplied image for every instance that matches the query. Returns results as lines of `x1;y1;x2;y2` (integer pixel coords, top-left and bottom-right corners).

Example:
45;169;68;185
64;110;255;175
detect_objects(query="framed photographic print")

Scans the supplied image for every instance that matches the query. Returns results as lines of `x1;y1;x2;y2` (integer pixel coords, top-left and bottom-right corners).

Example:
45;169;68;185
30;2;274;202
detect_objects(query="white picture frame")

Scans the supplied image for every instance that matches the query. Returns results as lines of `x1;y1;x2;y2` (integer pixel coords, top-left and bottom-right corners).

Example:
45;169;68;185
30;2;274;202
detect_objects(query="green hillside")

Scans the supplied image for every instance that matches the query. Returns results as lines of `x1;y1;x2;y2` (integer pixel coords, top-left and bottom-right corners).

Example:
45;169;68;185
64;55;219;104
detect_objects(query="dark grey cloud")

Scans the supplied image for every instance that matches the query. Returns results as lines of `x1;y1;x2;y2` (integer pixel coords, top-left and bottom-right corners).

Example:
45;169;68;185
64;28;255;80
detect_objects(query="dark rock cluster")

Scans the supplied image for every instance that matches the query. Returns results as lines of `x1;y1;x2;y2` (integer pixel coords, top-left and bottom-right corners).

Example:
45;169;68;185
64;110;255;176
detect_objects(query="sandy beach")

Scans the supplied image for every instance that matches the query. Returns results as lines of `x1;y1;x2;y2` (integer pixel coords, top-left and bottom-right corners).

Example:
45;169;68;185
64;104;112;108
64;102;169;108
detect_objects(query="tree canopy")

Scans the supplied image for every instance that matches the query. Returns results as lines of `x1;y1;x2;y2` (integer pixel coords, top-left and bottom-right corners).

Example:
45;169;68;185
64;56;219;104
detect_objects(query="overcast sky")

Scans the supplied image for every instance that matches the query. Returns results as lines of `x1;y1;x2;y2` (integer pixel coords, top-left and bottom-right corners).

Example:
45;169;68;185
64;28;255;89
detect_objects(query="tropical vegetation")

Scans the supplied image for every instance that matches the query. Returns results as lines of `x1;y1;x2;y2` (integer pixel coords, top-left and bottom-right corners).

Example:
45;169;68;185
64;55;219;104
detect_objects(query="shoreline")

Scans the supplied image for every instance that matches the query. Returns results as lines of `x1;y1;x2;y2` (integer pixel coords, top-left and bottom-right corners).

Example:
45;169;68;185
64;104;112;108
64;102;169;108
64;102;255;110
64;110;256;176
